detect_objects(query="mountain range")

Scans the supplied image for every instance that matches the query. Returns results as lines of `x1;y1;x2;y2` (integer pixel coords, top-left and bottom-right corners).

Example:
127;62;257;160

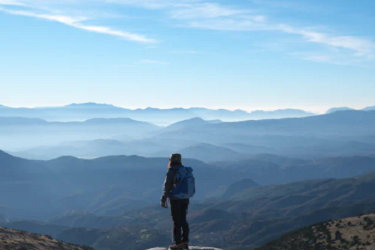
0;103;315;125
1;103;374;125
1;104;375;250
3;159;375;249
9;110;375;160
325;106;375;113
0;117;159;150
118;171;375;249
2;149;375;219
151;111;375;148
0;150;242;219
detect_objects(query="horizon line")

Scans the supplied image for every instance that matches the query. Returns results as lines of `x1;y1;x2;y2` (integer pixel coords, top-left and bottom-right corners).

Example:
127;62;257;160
1;102;374;114
0;102;329;114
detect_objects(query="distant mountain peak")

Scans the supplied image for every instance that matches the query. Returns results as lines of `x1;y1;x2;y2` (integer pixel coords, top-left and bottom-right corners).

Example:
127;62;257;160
169;117;222;125
248;109;314;119
185;117;205;122
233;109;248;113
326;107;355;114
251;108;313;114
363;105;375;111
144;107;186;111
47;156;83;164
65;102;117;108
144;107;160;110
189;107;207;110
163;117;206;128
84;117;133;122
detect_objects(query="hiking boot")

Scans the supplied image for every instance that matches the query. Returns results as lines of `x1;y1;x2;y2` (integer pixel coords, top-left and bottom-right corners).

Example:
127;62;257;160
181;242;189;249
169;242;187;249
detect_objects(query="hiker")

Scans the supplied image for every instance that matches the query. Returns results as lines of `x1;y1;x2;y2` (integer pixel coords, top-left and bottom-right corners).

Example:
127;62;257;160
161;153;195;250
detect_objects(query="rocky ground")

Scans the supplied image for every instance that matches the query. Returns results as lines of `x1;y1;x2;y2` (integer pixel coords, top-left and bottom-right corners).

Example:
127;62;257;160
255;213;375;250
148;247;222;250
0;227;94;250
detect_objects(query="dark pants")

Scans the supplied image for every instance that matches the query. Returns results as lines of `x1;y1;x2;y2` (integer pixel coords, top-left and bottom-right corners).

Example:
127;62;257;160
170;199;190;244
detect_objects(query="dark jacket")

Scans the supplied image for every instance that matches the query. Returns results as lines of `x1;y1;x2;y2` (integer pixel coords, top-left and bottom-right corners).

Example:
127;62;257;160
161;165;183;203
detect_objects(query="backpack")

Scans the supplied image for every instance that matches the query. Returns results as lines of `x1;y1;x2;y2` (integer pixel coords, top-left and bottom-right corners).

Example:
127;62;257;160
170;166;196;199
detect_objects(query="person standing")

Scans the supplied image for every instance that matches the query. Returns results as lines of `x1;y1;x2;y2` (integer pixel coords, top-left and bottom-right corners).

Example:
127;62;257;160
161;153;195;250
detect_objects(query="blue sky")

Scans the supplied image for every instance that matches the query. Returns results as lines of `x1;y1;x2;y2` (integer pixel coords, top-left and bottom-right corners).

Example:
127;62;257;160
0;0;374;113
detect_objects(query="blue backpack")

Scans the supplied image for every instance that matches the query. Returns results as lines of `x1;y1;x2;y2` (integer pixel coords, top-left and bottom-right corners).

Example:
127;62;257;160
170;166;196;199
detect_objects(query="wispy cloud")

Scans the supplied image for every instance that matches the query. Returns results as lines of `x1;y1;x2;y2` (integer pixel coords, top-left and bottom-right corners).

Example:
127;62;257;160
122;0;373;64
290;50;374;67
0;0;24;6
188;19;268;31
0;4;156;43
187;17;375;62
1;8;87;23
169;3;248;19
278;24;375;59
1;0;375;64
106;0;195;9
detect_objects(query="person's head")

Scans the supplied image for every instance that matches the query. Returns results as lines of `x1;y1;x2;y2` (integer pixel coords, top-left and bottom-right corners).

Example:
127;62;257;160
168;153;182;167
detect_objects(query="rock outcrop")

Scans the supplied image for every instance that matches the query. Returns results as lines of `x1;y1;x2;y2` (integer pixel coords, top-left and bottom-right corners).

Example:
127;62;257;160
148;247;222;250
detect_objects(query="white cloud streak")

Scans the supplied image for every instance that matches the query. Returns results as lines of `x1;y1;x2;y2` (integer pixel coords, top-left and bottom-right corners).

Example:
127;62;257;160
73;24;156;43
106;0;196;9
0;4;156;43
188;19;268;31
170;3;248;19
278;24;375;59
0;0;23;6
187;18;375;61
1;0;374;63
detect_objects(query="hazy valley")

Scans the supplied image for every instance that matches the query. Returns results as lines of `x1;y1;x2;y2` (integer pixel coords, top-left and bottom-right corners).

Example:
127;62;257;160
0;104;375;249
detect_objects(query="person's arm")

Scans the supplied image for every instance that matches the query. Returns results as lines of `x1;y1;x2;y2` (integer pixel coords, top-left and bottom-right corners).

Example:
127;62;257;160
161;169;175;204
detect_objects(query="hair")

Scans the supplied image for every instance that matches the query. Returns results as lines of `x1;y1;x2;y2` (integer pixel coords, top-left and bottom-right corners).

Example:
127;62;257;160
168;154;182;168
